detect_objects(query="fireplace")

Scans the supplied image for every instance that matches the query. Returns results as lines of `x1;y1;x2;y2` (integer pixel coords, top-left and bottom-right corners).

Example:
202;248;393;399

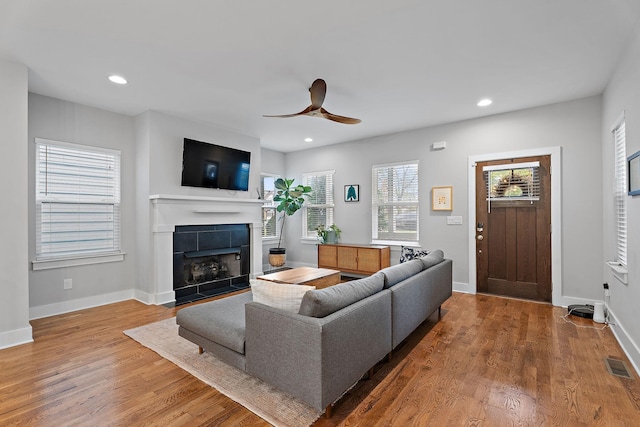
147;194;264;306
173;224;250;305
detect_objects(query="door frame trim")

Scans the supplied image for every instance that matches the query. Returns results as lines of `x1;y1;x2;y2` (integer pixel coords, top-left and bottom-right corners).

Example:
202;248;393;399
467;146;562;306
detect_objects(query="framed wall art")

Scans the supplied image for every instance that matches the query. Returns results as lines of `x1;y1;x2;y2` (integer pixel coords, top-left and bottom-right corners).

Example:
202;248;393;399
432;186;453;211
344;184;359;202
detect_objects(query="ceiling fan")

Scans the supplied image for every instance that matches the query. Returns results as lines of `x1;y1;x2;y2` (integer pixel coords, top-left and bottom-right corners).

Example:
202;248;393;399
263;78;361;124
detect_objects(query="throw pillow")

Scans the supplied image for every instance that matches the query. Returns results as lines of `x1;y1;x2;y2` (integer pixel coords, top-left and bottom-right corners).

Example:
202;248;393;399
420;249;445;269
298;272;385;318
399;245;430;263
250;280;315;313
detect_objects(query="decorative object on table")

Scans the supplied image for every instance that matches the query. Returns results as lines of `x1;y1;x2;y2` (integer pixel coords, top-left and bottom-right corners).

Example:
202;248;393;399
344;184;359;202
268;178;312;267
263;78;361;124
432;186;453;211
316;223;341;244
399;245;431;263
628;149;640;196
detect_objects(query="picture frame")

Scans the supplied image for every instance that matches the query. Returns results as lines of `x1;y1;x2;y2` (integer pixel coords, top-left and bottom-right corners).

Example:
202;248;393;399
628;150;640;196
432;186;453;211
344;184;359;202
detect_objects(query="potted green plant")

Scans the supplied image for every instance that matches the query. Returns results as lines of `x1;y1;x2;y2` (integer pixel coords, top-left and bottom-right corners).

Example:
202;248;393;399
268;178;312;267
316;223;341;244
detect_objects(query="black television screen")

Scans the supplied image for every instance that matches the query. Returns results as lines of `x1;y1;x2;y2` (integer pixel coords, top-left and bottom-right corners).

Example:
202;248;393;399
181;138;251;191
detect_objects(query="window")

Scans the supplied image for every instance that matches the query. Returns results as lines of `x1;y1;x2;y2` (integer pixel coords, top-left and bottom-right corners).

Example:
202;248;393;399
483;161;540;212
260;173;279;238
302;170;334;239
35;138;121;261
372;161;419;243
613;118;627;266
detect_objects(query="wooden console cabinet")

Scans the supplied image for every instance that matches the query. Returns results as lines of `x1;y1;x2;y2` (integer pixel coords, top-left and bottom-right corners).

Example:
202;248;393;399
317;243;390;275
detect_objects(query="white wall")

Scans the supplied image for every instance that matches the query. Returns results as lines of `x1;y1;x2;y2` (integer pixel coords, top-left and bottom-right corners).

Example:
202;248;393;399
27;94;138;318
142;111;261;198
284;96;603;302
602;26;640;371
0;60;31;349
134;111;262;302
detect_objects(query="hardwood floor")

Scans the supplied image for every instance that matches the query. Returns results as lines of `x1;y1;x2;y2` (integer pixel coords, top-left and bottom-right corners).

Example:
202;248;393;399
1;292;639;426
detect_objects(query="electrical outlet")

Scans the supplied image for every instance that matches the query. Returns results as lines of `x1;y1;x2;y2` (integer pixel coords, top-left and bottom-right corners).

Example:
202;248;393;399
64;278;72;290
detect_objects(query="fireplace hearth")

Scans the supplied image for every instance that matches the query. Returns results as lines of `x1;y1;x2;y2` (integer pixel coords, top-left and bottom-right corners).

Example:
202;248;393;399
173;224;250;305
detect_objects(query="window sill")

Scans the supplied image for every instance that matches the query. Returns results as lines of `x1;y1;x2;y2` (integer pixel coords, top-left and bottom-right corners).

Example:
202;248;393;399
606;261;628;284
32;252;126;271
301;238;321;245
262;237;280;245
371;240;420;249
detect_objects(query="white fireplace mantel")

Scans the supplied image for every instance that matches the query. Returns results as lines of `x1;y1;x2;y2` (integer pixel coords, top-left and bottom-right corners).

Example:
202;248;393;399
147;194;264;305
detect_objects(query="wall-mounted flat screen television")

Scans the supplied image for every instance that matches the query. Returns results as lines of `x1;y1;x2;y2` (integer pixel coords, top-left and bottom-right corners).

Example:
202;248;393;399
181;138;251;191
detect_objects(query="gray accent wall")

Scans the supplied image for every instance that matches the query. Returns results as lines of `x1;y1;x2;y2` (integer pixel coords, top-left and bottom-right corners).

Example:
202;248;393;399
283;96;603;304
27;94;137;316
602;27;640;371
0;60;30;349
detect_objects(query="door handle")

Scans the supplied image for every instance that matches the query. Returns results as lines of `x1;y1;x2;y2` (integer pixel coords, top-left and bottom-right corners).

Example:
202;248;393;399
477;235;484;241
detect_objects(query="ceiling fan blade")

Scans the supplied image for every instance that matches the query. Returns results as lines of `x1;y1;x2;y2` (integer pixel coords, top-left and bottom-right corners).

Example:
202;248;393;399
263;105;313;118
309;79;326;109
320;108;362;124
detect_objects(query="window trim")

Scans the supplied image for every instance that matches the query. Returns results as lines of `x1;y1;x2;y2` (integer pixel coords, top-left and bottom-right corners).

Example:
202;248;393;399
612;113;627;268
302;170;335;240
33;137;124;270
260;172;280;241
371;160;420;245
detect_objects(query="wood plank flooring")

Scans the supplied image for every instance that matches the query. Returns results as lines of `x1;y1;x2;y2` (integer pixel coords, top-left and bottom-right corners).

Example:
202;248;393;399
1;292;639;426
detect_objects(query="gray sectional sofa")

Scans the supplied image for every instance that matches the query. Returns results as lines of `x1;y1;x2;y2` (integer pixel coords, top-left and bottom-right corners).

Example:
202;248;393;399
176;249;452;414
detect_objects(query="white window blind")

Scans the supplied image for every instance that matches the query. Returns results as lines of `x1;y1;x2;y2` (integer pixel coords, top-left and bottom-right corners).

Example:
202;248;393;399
483;161;540;212
260;174;279;238
372;161;419;243
35;138;121;260
613;119;627;266
303;170;334;239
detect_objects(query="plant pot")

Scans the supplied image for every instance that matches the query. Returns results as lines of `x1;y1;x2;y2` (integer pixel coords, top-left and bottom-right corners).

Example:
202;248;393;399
268;247;286;267
326;230;338;244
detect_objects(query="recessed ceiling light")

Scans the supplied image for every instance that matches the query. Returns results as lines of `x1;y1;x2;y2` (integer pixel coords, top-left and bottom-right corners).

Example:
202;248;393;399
108;75;127;85
304;137;313;142
477;98;493;107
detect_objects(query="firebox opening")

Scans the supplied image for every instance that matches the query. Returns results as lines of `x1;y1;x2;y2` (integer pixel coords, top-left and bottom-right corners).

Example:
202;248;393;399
172;223;251;306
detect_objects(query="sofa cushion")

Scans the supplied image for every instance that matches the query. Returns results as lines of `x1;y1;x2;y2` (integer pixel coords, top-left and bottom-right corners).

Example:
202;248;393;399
380;259;424;289
421;249;445;269
175;291;252;354
298;272;385;318
251;280;315;313
399;245;430;263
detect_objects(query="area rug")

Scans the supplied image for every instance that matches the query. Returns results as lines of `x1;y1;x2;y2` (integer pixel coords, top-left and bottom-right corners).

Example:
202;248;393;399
123;318;322;427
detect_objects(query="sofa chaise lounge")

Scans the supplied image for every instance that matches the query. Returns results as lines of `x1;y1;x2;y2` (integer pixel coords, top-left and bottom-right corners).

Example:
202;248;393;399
176;250;452;414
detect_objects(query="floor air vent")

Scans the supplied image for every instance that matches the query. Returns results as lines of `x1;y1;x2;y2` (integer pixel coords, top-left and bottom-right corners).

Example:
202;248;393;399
604;358;633;379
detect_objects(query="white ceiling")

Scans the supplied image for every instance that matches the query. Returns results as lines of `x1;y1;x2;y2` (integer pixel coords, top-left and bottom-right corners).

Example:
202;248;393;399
1;0;639;152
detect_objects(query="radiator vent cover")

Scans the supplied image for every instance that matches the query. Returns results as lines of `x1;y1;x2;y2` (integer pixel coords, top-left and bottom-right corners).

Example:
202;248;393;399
604;358;633;379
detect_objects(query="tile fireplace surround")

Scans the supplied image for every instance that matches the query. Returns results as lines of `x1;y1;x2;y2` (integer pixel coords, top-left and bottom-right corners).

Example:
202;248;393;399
148;194;264;305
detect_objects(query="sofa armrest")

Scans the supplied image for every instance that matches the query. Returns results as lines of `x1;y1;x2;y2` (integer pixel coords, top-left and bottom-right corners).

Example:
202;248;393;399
245;289;392;412
389;258;452;348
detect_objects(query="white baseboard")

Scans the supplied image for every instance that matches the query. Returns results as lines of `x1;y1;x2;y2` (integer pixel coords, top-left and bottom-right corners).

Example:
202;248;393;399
606;308;640;377
133;289;175;306
560;296;603;308
29;289;135;320
0;324;33;350
453;281;473;294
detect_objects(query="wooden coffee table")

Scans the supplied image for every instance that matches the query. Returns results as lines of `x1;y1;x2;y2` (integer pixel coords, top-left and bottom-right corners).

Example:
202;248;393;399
257;267;341;289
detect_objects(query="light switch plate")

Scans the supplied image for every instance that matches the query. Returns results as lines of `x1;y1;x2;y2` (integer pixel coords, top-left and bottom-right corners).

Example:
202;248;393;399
447;216;463;225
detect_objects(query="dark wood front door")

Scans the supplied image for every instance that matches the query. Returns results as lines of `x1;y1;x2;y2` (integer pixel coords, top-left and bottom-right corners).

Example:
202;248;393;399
475;155;551;302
